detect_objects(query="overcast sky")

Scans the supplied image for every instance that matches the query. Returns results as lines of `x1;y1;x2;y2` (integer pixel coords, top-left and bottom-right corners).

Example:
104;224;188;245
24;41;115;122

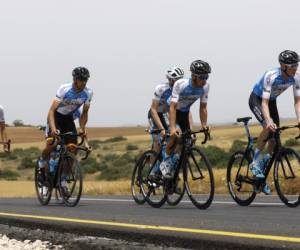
0;0;299;126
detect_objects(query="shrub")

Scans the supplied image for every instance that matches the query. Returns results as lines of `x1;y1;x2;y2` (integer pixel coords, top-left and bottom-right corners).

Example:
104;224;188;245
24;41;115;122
284;139;299;147
203;145;229;168
89;140;102;150
0;169;20;180
81;157;100;174
104;136;127;143
229;140;247;154
18;157;36;170
126;144;139;151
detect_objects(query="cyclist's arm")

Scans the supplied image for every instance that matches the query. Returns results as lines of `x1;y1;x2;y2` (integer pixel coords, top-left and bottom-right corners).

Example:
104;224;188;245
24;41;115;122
294;97;300;124
79;104;90;135
150;100;165;131
200;102;207;128
293;76;300;124
47;100;60;133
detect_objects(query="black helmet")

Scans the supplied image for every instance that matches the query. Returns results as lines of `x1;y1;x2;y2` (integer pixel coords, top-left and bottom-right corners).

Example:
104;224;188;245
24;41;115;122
72;67;90;81
279;50;299;65
190;60;211;75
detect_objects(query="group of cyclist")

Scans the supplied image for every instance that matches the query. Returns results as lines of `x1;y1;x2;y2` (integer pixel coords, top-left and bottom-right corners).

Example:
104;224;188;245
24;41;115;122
147;50;300;195
0;49;299;197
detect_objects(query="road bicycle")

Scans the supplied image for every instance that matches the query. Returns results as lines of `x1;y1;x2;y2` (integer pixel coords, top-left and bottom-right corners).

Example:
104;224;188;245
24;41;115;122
227;117;300;207
35;132;91;207
136;128;214;209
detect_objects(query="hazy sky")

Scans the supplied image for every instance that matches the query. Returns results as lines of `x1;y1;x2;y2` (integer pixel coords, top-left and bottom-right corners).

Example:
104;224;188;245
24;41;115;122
0;0;299;126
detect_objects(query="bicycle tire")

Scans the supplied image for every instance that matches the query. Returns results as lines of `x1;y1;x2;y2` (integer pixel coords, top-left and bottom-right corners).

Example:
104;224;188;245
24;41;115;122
227;151;256;206
34;161;52;206
58;152;83;207
184;146;214;209
139;150;167;208
274;148;300;208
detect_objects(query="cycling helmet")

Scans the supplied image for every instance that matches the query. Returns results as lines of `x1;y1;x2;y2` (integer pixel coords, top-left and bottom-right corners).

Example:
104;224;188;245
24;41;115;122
279;50;299;65
166;67;184;79
190;60;211;75
72;67;90;81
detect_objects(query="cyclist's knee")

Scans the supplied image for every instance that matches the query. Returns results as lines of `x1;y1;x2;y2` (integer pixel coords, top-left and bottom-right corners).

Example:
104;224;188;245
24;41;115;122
66;143;77;153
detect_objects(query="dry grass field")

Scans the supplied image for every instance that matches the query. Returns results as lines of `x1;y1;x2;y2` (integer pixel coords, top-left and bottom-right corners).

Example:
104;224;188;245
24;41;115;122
1;120;300;197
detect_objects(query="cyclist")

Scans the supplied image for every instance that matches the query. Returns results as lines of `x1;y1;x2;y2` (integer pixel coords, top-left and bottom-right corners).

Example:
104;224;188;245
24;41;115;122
0;105;8;152
249;50;300;194
159;60;211;178
148;67;184;179
38;67;93;186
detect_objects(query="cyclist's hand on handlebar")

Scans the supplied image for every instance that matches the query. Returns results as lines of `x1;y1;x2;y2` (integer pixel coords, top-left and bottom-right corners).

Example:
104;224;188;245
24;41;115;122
160;129;166;138
170;128;180;137
78;128;87;137
266;120;277;132
50;128;60;138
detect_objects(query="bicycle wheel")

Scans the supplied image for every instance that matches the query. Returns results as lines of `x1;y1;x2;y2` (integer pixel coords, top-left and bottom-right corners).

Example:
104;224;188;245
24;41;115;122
184;147;214;209
274;148;300;207
58;153;83;207
131;151;152;205
34;161;52;205
166;164;185;206
227;151;256;206
139;151;167;208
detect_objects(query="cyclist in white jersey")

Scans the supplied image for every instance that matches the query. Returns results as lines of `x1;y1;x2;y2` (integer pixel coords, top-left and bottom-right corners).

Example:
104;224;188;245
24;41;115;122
160;60;211;178
248;50;300;194
38;67;93;181
0;105;8;152
148;67;184;179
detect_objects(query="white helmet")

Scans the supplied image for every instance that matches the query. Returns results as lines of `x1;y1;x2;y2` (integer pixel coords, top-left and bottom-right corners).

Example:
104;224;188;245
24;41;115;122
166;67;184;79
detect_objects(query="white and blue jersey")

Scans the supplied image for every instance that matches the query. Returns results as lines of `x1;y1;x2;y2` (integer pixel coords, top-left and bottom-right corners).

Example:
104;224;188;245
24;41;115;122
55;83;93;118
153;82;172;113
169;78;209;112
253;68;300;100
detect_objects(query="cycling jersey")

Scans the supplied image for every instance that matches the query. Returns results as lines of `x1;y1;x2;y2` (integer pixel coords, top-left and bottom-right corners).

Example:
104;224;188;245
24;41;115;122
153;82;172;113
0;105;5;123
170;78;209;112
55;83;93;117
253;68;300;100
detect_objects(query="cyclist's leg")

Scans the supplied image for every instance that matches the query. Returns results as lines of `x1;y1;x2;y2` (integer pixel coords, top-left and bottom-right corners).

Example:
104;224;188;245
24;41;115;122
0;122;8;151
267;100;279;154
249;92;270;177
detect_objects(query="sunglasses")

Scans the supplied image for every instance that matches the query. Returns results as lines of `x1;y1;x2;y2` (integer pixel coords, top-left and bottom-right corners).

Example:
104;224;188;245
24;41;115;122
285;63;298;69
194;74;209;80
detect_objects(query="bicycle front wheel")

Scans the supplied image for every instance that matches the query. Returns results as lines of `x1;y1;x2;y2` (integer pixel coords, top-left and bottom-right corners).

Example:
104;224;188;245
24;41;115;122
227;151;256;206
274;148;300;207
184;147;214;209
58;153;83;207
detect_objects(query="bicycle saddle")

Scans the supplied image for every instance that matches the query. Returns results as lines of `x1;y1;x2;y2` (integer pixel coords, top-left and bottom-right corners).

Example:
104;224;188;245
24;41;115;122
236;117;252;123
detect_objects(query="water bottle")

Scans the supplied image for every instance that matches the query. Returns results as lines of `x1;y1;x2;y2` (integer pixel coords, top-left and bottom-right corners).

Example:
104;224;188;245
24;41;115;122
49;152;58;174
171;153;180;171
261;153;271;172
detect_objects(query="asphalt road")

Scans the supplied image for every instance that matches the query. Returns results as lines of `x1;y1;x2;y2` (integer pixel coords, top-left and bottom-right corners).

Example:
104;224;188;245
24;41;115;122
0;195;299;250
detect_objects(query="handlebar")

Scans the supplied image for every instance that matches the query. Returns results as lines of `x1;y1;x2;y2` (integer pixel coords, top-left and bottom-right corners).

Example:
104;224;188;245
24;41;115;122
181;128;211;145
264;124;300;142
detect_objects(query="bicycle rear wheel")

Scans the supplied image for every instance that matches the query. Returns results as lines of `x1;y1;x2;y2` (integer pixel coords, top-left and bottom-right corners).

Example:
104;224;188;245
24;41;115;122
227;151;256;206
34;161;52;206
274;148;300;207
166;164;185;206
58;153;83;207
139;151;167;208
184;147;214;209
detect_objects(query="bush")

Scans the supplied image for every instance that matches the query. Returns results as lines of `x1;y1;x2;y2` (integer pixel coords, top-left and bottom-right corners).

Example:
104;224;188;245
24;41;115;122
203;145;229;168
81;157;100;174
89;140;102;150
284;139;299;147
104;136;127;143
0;169;20;180
229;140;247;153
126;144;139;151
18;157;36;170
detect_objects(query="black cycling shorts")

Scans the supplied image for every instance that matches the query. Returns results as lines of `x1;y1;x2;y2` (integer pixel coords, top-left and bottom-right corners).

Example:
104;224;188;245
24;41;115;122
148;110;169;131
249;92;279;127
46;111;77;144
176;110;190;133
